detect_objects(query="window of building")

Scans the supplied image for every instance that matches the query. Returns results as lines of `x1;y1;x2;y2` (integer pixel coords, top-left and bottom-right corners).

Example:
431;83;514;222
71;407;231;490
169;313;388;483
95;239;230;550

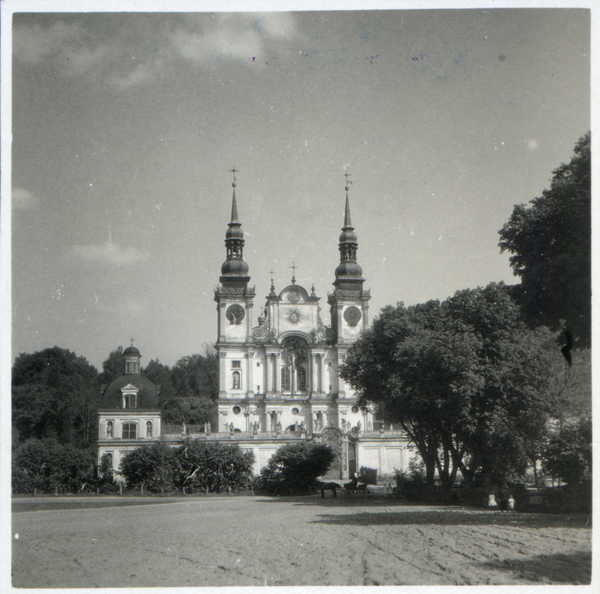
292;407;299;416
232;360;241;368
232;371;241;390
233;406;241;415
123;393;137;409
281;366;291;391
106;421;113;438
297;367;307;391
351;405;359;414
122;423;137;439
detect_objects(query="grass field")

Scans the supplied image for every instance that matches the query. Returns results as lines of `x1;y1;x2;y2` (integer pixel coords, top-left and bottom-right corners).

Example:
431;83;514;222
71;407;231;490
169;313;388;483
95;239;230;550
12;495;592;587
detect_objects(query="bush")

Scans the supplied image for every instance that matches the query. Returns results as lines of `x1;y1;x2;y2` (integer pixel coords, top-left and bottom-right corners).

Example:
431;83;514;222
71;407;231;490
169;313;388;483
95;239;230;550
119;442;177;493
255;443;335;495
12;438;96;494
174;440;255;493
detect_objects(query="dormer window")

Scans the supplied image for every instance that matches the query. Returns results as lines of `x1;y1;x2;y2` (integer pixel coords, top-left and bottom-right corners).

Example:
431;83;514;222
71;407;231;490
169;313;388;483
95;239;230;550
123;393;137;408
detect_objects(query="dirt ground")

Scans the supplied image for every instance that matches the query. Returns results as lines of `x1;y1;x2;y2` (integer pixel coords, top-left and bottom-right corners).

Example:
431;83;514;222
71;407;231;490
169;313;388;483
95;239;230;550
12;495;592;587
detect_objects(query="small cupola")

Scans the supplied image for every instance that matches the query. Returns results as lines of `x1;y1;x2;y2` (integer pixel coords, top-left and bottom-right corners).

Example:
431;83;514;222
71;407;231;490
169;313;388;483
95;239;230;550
122;341;141;375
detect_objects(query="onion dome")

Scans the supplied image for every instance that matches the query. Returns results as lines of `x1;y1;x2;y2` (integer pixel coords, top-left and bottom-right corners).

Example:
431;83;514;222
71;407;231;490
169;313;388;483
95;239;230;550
334;182;365;290
219;169;251;286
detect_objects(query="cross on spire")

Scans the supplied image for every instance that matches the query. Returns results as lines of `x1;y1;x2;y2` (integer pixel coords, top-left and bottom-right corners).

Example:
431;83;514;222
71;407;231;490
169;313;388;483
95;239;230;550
344;171;352;191
130;337;135;347
269;268;276;292
290;261;298;284
229;166;238;187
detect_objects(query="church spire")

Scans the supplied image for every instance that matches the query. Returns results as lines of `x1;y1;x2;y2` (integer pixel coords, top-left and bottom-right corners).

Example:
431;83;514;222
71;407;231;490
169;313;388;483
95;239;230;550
333;173;364;292
219;167;250;289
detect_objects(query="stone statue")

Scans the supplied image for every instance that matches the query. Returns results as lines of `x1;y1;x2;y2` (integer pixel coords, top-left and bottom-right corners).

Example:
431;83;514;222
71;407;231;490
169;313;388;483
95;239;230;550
357;420;362;432
182;422;187;436
146;421;152;437
106;422;113;438
223;422;229;433
341;419;347;432
205;421;211;435
300;420;305;432
276;421;282;433
229;423;235;434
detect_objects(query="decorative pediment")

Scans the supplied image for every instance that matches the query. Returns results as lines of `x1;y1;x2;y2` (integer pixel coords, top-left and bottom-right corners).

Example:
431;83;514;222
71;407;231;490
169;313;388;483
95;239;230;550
279;285;309;304
120;383;139;393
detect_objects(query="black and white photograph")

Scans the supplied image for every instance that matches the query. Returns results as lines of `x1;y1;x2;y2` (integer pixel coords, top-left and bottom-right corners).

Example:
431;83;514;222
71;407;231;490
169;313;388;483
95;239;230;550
2;0;594;589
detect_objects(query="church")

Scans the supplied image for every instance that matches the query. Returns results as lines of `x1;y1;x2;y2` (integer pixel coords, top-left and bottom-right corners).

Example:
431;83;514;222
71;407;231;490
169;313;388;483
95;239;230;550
97;174;411;481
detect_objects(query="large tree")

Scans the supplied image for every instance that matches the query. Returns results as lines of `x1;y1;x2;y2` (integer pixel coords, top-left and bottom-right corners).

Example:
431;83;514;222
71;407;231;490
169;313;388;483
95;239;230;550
12;347;100;446
499;132;591;348
341;283;564;495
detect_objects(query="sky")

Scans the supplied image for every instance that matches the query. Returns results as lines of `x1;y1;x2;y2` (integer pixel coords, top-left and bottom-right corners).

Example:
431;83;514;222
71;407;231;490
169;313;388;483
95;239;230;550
6;3;591;371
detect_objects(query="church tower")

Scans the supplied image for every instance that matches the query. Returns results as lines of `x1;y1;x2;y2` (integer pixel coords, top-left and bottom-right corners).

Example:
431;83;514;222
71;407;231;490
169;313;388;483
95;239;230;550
328;176;371;398
214;169;256;410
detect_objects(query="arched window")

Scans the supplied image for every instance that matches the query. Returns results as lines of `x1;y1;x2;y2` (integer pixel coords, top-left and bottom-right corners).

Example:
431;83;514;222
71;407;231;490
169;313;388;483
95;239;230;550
122;423;137;439
297;366;307;391
281;366;291;392
106;421;113;438
232;371;241;390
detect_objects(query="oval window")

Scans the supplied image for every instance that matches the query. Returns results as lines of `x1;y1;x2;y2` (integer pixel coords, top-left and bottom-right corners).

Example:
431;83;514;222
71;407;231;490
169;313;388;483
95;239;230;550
233;406;241;415
292;407;299;416
351;405;359;414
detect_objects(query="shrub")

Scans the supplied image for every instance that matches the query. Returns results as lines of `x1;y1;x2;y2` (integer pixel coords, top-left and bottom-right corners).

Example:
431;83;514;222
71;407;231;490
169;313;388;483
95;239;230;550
255;443;335;495
12;438;96;494
174;440;255;493
119;442;176;493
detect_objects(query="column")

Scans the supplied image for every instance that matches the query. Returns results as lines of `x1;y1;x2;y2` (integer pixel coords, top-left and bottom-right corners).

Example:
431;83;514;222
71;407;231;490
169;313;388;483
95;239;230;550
311;353;318;395
275;352;282;393
265;353;273;394
245;352;254;398
218;352;228;397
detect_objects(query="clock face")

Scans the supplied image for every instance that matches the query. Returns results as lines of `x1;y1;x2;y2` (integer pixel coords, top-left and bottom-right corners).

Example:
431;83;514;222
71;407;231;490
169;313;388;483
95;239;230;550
226;304;245;325
344;306;362;327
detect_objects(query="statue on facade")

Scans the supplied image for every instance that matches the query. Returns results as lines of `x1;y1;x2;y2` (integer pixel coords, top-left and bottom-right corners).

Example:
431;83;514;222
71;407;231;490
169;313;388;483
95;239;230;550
341;419;347;432
223;422;229;433
300;420;305;433
146;421;152;437
276;421;282;434
205;421;211;435
356;420;362;432
182;422;187;436
229;423;235;435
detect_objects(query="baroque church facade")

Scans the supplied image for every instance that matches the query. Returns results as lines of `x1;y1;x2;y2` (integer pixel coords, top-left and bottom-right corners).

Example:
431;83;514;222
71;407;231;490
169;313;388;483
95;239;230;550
97;176;411;480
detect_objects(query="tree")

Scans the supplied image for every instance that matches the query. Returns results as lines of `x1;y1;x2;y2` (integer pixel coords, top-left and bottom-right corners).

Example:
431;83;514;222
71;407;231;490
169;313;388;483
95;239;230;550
12;347;100;446
542;416;592;485
171;345;218;400
143;358;177;403
174;440;255;493
255;443;335;495
12;438;96;494
99;346;124;385
119;442;177;493
499;132;591;348
341;283;564;496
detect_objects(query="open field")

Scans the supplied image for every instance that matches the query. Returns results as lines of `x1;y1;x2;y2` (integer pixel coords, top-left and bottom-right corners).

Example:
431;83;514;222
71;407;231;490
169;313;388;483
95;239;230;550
12;495;591;587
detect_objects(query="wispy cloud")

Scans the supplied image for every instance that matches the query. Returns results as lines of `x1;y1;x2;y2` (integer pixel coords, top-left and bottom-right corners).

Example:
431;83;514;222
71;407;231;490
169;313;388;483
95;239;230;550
172;13;298;64
13;13;300;90
12;187;40;210
72;242;150;266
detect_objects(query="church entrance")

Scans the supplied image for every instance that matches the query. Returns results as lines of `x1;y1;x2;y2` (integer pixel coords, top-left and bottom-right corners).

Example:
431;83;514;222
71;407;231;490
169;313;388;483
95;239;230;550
321;427;342;480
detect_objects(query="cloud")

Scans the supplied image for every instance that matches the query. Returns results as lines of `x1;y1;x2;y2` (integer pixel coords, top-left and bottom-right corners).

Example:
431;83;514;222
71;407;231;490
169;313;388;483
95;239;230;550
13;13;300;89
72;242;150;266
172;13;299;65
13;21;108;74
12;187;40;210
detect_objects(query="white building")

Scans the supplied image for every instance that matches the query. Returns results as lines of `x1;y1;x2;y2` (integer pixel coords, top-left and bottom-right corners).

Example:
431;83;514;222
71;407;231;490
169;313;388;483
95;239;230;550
98;176;412;481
